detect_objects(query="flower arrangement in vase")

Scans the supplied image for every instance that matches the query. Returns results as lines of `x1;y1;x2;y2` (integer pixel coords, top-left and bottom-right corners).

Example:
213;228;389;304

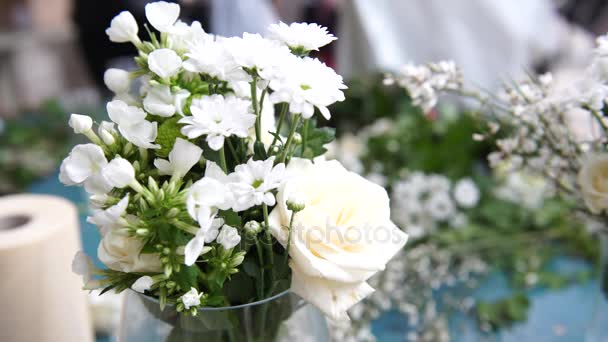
62;2;407;341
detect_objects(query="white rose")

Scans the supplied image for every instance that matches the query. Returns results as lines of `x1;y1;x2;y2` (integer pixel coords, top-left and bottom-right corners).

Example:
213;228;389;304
578;153;608;214
268;158;408;320
98;230;162;273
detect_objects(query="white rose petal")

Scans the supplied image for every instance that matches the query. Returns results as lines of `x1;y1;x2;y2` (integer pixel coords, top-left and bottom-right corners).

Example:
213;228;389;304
268;158;408;321
145;1;180;33
148;48;182;79
105;11;139;43
98;230;162;273
69;114;93;134
578;153;608;214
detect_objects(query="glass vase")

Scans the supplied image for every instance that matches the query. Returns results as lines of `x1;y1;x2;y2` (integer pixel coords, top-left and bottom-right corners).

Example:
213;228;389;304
117;289;330;342
587;232;608;341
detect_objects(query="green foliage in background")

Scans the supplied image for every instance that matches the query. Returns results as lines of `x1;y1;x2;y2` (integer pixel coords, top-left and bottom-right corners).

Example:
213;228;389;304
337;74;599;331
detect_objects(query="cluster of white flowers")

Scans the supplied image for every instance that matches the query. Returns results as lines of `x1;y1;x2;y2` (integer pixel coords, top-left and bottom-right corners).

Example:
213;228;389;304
392;173;480;239
384;61;462;112
63;1;405;324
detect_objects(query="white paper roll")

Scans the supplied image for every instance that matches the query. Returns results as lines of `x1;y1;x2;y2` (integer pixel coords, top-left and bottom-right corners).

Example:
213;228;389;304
0;194;93;342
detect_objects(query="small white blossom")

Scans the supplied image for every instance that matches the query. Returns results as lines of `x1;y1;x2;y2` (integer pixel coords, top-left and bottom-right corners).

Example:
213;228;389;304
230;157;285;211
145;1;180;33
267;22;336;51
87;194;129;236
59;144;108;187
102;157;136;189
179;95;256;150
269;56;346;119
216;225;241;250
104;68;131;94
184;215;223;266
154;138;202;179
453;179;480;209
107;100;159;149
181;287;203;309
131;276;154;293
105;11;139;44
143;84;190;117
69;114;93;134
148;49;182;79
186;162;235;222
426;193;456;221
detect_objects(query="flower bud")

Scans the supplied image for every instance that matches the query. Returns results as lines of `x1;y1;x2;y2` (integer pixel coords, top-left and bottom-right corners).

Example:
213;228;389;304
286;194;306;212
105;11;139;44
69;114;93;134
244;221;262;235
292;133;302;145
104;68;131;94
136;228;149;236
98;121;117;145
230;253;245;268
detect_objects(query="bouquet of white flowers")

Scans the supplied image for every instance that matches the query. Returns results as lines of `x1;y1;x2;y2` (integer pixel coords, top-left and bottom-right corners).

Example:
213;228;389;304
63;2;407;339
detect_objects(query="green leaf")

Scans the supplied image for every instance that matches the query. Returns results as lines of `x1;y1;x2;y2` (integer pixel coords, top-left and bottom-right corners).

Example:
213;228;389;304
298;119;335;159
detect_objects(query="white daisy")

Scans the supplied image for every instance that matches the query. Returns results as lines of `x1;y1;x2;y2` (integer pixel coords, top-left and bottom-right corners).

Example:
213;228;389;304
267;22;336;51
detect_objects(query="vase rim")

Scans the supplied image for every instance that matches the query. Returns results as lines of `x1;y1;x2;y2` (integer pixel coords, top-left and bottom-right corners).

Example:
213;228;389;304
133;288;294;311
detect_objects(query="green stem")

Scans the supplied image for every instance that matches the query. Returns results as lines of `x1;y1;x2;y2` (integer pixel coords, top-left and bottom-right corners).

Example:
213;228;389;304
284;212;296;267
279;114;301;163
269;103;289;152
255;239;265;300
590;107;608;134
219;146;228;173
300;119;309;157
226;138;238;161
262;203;275;296
251;78;261;141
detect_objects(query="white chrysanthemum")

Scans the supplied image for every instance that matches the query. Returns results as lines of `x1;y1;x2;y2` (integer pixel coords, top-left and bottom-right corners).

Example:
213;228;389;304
183;38;249;82
223;33;291;80
267;22;336;51
269;56;346;119
230;157;286;211
453;178;480;208
179;95;256;150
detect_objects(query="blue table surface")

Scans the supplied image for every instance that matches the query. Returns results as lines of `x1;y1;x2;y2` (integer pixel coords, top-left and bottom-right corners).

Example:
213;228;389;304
28;172;606;342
